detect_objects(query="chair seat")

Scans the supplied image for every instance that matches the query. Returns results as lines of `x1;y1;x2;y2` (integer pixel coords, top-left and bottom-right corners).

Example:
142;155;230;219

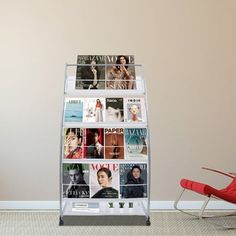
180;178;236;204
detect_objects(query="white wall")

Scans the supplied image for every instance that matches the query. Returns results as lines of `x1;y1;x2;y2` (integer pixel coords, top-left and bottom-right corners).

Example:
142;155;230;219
0;0;235;202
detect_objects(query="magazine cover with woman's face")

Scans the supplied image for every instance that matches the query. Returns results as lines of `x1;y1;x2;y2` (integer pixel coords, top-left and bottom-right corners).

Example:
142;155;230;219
124;97;146;123
64;128;84;159
90;163;119;198
105;55;136;90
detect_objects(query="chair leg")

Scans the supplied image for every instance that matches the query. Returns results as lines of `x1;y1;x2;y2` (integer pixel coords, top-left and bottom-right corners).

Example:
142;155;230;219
173;188;185;210
174;188;203;218
199;197;211;219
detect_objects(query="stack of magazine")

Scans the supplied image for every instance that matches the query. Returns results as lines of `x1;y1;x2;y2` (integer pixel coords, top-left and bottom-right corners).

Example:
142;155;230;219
65;55;143;91
62;55;149;214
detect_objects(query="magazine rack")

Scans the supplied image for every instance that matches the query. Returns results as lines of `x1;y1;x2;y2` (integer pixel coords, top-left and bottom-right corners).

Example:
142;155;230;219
59;61;151;226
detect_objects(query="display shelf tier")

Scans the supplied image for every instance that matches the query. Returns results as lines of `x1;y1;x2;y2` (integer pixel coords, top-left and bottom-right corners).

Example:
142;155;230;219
63;122;148;128
65;62;146;95
62;159;149;164
62;198;148;216
64;88;146;97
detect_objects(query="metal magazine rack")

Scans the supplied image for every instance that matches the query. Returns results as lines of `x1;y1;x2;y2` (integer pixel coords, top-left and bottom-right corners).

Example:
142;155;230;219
59;61;151;226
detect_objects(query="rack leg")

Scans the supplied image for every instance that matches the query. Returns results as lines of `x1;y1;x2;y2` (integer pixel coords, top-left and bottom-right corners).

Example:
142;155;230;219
146;216;151;226
59;216;64;226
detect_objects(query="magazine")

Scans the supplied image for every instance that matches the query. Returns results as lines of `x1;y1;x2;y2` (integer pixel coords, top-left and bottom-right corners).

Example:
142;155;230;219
104;128;124;159
83;98;105;122
124;128;148;159
90;163;119;198
64;128;84;159
105;98;124;122
105;55;136;90
120;163;147;198
85;128;104;159
63;163;90;198
124;97;146;122
76;55;106;89
64;98;83;122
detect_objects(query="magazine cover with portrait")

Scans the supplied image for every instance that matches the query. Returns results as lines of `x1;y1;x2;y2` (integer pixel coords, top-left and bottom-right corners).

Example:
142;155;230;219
124;128;148;159
76;55;105;90
63;163;90;198
64;98;83;122
120;163;147;198
84;128;104;159
90;163;119;198
82;97;105;122
104;128;124;159
64;128;84;159
124;97;146;123
105;55;136;90
105;98;124;122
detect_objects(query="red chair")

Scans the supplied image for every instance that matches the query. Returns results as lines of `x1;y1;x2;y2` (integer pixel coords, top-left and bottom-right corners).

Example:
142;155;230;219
174;167;236;225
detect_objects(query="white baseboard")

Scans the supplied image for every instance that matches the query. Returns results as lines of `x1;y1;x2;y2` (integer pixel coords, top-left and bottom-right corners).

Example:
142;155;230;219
151;201;236;210
0;201;236;210
0;201;59;210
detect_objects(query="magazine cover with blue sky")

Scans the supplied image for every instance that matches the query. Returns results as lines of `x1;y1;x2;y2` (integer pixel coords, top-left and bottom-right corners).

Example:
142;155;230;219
64;98;83;122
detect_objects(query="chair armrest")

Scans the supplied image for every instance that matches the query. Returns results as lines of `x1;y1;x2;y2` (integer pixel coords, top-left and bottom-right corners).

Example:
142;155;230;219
202;167;234;179
229;172;236;176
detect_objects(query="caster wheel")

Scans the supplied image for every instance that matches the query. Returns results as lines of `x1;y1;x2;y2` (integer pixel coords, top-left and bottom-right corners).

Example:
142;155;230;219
146;217;151;226
59;217;64;226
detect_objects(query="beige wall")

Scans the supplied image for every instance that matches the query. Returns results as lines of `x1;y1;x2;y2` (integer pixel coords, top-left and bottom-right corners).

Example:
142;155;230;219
0;0;235;201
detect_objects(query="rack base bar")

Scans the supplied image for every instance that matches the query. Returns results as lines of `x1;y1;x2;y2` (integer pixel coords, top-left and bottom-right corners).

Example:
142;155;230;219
59;215;151;226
